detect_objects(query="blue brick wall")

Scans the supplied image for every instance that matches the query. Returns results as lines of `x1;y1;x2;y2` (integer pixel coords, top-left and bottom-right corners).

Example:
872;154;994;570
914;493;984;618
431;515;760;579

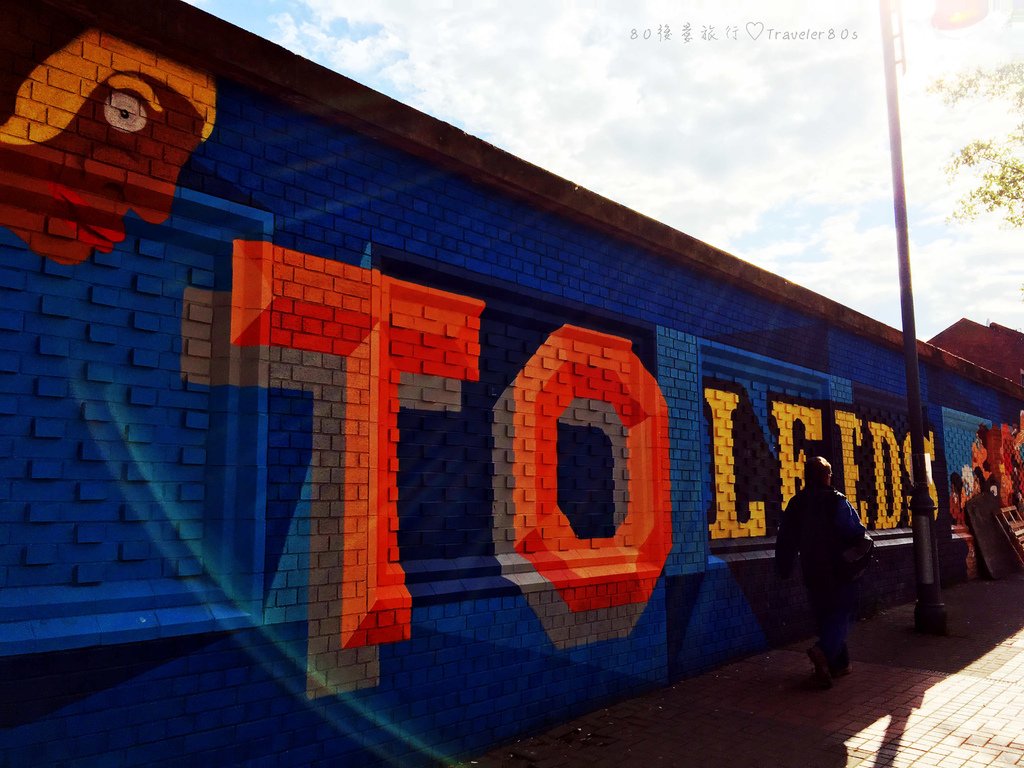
827;328;901;395
657;327;705;577
3;8;1024;766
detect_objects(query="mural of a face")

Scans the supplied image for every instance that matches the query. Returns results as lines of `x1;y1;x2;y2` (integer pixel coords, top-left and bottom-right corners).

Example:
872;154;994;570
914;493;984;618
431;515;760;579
0;30;216;264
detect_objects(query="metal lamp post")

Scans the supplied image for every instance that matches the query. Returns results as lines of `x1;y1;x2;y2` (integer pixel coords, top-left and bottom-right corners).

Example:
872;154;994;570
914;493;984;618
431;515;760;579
878;0;947;635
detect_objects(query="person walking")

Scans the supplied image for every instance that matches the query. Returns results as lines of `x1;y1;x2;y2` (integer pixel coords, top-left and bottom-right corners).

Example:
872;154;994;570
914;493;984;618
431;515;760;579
776;456;869;689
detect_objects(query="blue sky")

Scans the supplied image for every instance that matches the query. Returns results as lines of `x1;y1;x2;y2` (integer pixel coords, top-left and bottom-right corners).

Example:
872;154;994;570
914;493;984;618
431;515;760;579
185;0;1024;340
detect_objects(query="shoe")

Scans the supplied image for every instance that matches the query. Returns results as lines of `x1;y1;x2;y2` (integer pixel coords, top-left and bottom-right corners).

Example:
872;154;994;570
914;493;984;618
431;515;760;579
807;646;833;689
831;663;852;678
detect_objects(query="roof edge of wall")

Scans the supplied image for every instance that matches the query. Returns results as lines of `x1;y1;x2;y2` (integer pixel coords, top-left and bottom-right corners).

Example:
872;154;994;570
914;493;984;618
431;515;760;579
49;0;1024;402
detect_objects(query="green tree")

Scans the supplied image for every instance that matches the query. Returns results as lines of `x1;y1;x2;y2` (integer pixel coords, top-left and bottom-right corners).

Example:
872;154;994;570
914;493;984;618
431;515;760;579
932;62;1024;226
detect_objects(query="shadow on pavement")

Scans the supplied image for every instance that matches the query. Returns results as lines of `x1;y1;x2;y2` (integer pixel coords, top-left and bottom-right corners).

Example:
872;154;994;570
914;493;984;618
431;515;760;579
849;574;1024;674
841;573;1024;768
457;574;1024;768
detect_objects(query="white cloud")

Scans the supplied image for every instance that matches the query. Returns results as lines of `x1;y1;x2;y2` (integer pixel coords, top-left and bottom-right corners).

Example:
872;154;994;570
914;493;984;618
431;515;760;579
205;0;1024;338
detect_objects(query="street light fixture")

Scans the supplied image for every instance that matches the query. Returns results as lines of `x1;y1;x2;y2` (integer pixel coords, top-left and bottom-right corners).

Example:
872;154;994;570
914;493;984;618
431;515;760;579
932;0;990;29
878;0;947;635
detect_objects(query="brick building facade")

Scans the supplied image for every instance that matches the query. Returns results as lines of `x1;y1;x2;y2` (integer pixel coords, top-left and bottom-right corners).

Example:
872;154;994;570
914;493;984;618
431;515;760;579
2;2;1023;765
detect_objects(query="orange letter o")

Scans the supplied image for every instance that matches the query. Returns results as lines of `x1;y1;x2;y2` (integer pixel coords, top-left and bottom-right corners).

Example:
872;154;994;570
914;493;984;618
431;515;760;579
508;325;672;612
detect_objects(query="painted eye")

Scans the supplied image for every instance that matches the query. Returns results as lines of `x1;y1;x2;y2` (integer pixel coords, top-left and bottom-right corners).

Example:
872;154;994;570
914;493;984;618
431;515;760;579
103;91;147;133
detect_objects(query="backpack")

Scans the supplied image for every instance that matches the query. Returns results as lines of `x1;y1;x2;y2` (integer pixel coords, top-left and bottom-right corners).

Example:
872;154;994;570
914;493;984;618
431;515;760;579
838;530;874;581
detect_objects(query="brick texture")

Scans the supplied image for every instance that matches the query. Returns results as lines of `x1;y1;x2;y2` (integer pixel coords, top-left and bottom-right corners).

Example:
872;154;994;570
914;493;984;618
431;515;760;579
1;2;1023;766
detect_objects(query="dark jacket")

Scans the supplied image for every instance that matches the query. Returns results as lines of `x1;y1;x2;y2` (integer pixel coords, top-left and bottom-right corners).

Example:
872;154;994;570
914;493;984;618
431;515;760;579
775;486;866;591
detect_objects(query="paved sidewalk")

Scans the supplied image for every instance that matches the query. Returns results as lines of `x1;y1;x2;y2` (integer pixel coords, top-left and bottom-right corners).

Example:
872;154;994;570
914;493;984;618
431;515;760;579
460;574;1024;767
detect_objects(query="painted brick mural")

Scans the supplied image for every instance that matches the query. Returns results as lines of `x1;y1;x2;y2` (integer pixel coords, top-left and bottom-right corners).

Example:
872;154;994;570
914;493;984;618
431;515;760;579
3;2;1024;766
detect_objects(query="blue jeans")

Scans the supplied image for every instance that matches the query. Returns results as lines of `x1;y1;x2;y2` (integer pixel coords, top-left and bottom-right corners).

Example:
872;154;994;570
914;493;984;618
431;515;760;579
808;579;857;672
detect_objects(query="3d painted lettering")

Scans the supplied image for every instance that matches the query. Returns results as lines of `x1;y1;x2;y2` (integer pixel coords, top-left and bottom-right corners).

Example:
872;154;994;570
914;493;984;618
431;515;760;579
230;240;486;653
705;388;940;536
500;324;673;613
835;410;868;524
219;241;673;661
772;401;824;508
706;388;766;539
